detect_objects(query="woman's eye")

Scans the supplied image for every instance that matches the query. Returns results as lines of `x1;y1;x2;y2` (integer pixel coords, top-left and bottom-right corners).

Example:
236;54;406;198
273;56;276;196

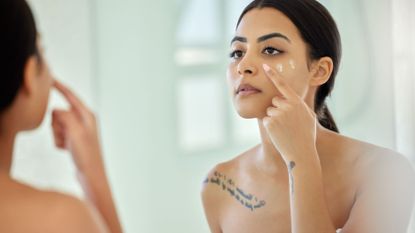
263;47;282;56
229;50;244;59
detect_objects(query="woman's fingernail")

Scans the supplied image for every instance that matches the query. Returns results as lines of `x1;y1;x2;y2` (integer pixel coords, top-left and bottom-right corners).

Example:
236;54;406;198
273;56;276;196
262;64;271;72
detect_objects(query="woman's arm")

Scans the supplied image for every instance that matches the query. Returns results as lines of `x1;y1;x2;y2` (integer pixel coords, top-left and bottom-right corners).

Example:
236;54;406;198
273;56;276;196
262;63;415;232
262;63;337;233
51;80;123;233
340;154;415;233
287;151;337;233
201;168;224;233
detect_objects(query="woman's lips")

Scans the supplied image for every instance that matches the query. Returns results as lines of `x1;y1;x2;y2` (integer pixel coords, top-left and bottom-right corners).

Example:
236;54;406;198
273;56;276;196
236;84;262;96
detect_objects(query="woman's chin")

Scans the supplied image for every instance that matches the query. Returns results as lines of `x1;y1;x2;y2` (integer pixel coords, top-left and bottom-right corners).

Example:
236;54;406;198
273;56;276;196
233;95;271;119
235;108;267;119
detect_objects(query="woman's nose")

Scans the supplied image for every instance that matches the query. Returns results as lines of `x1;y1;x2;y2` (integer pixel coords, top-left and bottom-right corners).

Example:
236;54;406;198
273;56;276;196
237;54;258;76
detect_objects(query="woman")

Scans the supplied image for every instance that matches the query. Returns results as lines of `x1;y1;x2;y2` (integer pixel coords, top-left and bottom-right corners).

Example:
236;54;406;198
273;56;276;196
201;0;415;232
0;0;122;232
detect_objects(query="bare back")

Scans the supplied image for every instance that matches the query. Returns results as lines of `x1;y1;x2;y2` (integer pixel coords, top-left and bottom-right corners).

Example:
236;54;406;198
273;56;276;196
0;176;105;233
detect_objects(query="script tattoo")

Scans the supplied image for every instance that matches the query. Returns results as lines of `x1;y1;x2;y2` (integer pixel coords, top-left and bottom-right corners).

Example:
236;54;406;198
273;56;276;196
204;171;266;211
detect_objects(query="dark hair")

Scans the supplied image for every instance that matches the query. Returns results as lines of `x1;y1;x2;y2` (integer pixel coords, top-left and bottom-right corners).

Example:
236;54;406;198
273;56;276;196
0;0;39;113
237;0;341;132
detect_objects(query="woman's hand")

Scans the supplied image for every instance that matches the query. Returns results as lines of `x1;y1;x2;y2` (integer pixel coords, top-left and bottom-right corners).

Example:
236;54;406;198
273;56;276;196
51;79;123;233
51;79;103;174
262;64;318;165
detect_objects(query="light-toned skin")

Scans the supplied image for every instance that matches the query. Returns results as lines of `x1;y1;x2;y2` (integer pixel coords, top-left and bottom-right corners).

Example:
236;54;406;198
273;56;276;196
0;41;123;233
201;8;415;233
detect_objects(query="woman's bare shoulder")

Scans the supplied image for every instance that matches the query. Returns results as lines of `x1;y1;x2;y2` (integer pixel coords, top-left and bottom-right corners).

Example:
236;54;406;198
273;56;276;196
360;143;415;184
201;145;261;225
204;145;260;180
0;178;103;233
333;133;415;183
201;145;259;195
334;135;415;232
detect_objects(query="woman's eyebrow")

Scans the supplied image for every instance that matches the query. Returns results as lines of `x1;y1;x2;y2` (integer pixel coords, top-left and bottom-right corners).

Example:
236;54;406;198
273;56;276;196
231;32;291;45
258;32;291;43
231;36;248;45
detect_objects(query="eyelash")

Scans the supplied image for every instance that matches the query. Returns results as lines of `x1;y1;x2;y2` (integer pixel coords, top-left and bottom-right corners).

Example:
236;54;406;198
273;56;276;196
263;47;283;56
229;50;244;59
229;46;283;60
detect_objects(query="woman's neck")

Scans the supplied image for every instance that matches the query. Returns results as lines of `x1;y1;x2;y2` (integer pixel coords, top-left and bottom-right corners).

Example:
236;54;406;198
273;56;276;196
256;119;330;174
0;129;16;175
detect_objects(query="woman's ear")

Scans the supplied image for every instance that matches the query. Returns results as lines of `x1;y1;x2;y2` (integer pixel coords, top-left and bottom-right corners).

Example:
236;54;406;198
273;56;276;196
21;56;38;96
309;57;334;87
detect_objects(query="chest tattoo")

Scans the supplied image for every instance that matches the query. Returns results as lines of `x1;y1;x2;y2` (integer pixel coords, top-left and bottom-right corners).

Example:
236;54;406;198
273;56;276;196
204;171;266;211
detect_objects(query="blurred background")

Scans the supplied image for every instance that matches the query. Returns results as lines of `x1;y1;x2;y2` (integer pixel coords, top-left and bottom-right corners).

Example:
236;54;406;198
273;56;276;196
12;0;415;232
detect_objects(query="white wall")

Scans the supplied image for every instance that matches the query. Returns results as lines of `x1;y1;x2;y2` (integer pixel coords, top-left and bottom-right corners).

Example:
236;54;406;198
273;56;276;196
94;1;203;231
392;0;415;230
327;0;396;149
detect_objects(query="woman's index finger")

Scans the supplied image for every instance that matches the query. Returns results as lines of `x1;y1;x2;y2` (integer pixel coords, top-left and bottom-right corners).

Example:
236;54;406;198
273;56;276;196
262;64;298;100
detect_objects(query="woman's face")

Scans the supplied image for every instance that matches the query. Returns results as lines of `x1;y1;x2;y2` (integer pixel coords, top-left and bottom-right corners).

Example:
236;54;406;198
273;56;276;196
27;39;53;129
227;8;315;119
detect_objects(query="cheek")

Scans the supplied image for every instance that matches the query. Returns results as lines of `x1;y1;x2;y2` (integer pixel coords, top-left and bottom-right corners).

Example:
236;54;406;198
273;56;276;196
273;58;300;77
273;59;310;95
226;64;238;91
42;63;53;91
38;67;52;108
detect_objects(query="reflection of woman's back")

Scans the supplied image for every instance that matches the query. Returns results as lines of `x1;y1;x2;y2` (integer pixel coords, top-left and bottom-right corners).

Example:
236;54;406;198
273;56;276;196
0;0;122;232
201;1;415;233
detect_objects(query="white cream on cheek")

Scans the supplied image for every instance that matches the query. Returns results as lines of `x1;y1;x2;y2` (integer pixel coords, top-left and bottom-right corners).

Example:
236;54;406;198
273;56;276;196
276;63;284;73
275;59;296;75
289;59;296;70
